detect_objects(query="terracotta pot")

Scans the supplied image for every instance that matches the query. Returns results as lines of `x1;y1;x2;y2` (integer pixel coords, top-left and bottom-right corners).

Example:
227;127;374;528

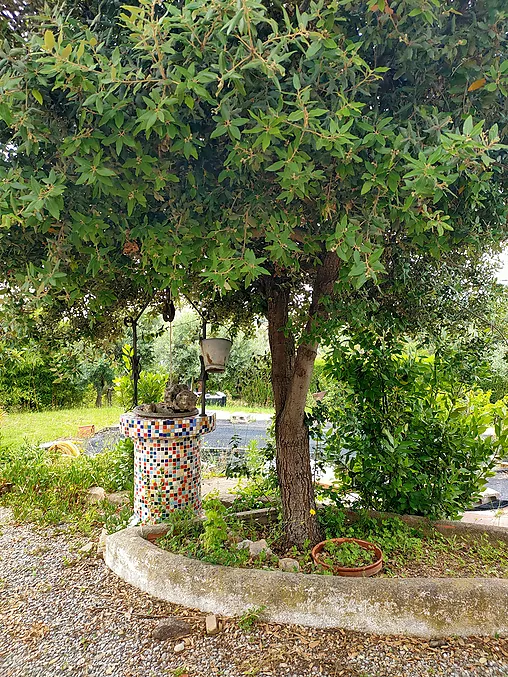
311;537;383;577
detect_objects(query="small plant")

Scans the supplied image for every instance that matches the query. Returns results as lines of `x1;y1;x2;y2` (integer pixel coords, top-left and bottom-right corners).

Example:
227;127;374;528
320;541;375;569
230;477;280;512
201;495;229;552
104;504;133;534
172;668;189;677
238;605;266;632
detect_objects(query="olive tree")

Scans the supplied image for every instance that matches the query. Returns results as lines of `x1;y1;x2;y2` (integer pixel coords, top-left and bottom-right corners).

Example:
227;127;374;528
1;0;507;545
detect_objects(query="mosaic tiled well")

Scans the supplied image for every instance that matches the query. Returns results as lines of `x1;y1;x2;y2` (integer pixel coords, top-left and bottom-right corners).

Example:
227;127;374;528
120;412;216;523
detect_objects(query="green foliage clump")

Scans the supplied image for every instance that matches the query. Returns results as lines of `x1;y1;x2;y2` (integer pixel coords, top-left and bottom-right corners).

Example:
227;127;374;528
318;331;506;519
318;506;425;564
0;438;134;533
0;340;85;410
114;370;167;408
237;606;266;632
229;476;280;512
158;495;252;567
201;495;230;552
320;541;375;569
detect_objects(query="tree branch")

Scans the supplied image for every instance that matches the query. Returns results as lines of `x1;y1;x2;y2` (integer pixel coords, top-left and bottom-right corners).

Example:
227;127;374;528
282;250;340;420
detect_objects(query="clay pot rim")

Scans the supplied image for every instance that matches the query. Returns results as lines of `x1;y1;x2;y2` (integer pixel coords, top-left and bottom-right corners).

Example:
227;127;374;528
311;537;383;576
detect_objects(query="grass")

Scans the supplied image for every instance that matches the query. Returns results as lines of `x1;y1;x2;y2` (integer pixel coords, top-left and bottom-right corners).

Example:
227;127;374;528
0;402;274;448
0;406;125;448
0;438;134;535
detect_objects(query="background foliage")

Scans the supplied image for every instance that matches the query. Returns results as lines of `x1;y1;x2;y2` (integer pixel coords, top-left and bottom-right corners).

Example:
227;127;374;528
317;330;507;518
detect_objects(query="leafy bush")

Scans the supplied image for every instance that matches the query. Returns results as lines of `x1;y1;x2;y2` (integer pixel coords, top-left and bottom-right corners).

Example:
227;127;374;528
318;331;506;519
102;438;134;492
201;495;229;552
0;341;86;410
0;438;134;533
320;541;375;568
317;506;425;563
114;370;167;408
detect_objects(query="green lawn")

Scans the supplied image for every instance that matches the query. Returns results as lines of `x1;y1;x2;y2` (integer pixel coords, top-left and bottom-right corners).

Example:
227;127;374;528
0;402;273;447
0;406;125;447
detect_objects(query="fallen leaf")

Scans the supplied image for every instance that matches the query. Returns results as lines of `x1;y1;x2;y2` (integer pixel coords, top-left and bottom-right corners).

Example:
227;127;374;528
468;78;486;92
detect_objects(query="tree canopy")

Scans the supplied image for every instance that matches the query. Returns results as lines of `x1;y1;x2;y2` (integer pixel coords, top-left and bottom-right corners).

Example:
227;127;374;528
1;0;506;308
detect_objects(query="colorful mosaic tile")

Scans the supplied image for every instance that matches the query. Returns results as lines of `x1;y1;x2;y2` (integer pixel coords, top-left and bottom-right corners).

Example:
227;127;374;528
121;413;216;523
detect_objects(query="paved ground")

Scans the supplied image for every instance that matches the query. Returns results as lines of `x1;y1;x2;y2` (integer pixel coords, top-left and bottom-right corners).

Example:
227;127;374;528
202;419;269;451
1;507;508;677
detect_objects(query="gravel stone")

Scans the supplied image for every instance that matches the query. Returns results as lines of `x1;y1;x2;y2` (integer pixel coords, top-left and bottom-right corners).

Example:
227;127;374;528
1;507;508;677
97;528;108;558
78;541;95;555
86;486;107;504
248;539;272;558
279;558;300;573
152;618;191;641
206;614;219;636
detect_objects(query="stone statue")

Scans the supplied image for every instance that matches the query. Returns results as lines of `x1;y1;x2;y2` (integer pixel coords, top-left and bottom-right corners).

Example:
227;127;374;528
163;382;198;412
133;381;198;418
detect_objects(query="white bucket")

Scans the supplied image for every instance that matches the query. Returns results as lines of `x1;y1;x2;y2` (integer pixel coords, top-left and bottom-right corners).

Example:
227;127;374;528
200;338;232;373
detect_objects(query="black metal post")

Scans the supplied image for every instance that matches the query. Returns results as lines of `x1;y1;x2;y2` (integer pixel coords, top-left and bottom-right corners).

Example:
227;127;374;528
200;318;207;416
132;319;139;407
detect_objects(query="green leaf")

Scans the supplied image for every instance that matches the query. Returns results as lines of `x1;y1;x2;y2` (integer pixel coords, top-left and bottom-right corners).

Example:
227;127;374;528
46;199;60;220
210;125;228;139
308;108;328;117
387;173;399;192
0;103;13;126
44;30;55;51
32;89;43;105
96;167;116;177
266;160;285;172
361;181;373;195
489;124;499;142
462;116;473;135
306;40;321;59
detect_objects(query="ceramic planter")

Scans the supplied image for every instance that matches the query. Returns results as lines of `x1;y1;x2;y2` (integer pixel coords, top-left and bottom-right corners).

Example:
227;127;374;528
311;537;383;577
200;338;232;373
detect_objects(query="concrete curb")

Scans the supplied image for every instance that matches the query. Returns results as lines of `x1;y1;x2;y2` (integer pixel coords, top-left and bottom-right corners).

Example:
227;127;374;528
105;524;508;638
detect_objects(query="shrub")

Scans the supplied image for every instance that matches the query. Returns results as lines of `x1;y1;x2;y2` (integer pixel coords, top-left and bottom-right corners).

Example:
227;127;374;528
114;370;168;408
318;331;506;519
0;341;86;410
0;438;134;532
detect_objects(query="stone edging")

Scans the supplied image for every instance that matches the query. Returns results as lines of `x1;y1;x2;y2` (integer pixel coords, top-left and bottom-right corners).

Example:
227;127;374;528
105;522;508;638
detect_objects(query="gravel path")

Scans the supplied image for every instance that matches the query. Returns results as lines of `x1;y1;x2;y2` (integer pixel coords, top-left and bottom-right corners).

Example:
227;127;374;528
1;507;508;677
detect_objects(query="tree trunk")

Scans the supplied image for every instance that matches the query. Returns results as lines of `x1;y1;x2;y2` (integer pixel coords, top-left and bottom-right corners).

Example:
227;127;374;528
95;388;103;408
266;251;340;548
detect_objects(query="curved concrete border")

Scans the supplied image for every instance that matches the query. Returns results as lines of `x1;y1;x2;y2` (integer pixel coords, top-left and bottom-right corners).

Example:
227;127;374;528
105;523;508;638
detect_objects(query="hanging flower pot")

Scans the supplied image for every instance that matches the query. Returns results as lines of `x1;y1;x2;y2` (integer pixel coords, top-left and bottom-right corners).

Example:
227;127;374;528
200;338;232;373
